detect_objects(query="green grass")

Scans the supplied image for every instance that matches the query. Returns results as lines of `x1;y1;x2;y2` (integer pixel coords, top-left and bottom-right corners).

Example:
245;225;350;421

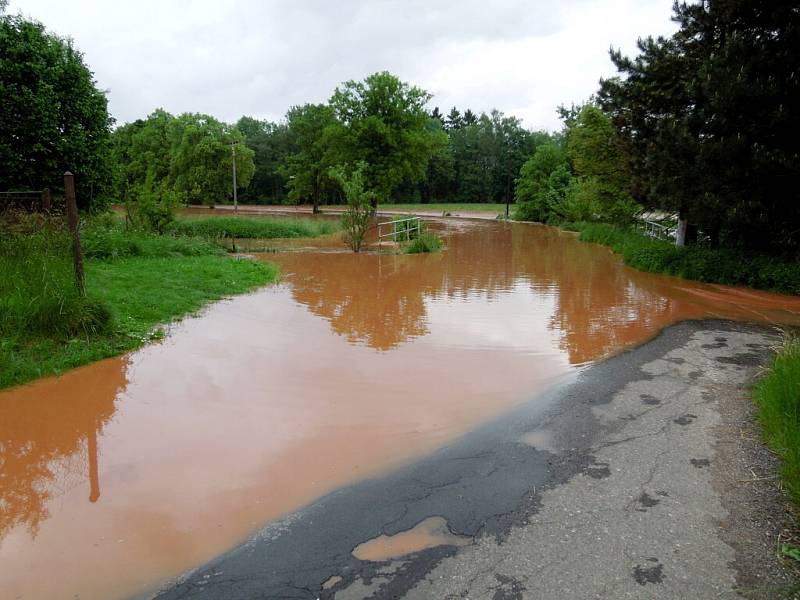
754;339;800;508
570;222;800;295
0;222;112;341
0;219;278;389
170;216;339;239
83;222;224;259
405;232;444;254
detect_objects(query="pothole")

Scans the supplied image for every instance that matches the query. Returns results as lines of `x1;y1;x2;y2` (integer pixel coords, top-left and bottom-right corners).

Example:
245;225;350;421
352;516;471;562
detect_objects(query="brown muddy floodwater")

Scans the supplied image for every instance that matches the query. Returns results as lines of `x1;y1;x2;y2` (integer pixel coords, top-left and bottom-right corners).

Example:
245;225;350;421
2;219;800;599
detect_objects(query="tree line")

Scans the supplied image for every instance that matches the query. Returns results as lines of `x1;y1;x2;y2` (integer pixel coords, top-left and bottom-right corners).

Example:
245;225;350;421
106;71;558;214
2;0;798;254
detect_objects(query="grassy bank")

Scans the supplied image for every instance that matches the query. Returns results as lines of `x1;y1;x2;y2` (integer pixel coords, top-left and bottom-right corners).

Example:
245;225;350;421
0;218;278;389
170;216;338;239
754;339;800;509
569;222;800;295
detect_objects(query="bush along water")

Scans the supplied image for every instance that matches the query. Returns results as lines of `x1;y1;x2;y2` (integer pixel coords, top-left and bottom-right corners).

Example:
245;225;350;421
405;232;444;254
571;222;800;295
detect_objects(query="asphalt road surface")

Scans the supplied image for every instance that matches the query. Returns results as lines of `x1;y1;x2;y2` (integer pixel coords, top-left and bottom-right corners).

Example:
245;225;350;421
154;320;791;600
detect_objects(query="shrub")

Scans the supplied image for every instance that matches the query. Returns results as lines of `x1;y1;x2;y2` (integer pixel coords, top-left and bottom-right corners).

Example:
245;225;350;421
125;179;180;234
329;162;374;253
575;223;800;295
405;232;443;254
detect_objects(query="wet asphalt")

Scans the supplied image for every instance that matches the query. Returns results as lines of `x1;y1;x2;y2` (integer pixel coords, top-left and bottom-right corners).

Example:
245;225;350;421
152;320;776;600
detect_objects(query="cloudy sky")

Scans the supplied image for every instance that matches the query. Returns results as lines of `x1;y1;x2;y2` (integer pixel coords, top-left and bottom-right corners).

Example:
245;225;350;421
9;0;677;130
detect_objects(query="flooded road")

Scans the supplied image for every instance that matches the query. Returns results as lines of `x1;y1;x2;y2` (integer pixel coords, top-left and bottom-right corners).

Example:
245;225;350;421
1;219;799;600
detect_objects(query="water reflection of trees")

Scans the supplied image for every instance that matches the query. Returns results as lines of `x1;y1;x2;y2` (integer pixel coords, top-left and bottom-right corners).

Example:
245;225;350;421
278;253;439;350
509;224;686;364
280;221;690;364
0;358;124;540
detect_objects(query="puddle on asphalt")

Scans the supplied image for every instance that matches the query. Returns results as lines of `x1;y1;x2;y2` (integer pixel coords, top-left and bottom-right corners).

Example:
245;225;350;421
352;516;471;561
3;219;800;599
520;429;556;453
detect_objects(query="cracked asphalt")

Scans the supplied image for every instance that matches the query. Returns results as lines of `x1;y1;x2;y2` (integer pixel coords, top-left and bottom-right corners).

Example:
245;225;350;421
153;320;788;600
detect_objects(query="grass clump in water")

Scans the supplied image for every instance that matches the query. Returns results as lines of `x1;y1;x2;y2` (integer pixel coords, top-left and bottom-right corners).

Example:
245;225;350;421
754;338;800;508
405;232;444;254
170;216;339;240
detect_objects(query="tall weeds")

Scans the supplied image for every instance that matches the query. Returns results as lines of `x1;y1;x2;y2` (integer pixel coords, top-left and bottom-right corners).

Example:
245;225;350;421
754;338;800;506
0;217;111;340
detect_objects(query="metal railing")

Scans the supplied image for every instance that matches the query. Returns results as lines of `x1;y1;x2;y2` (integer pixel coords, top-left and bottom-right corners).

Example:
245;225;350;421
376;217;421;246
635;219;676;242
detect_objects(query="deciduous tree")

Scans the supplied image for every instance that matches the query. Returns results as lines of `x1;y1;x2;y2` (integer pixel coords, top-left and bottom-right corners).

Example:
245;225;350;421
329;72;445;206
0;13;112;208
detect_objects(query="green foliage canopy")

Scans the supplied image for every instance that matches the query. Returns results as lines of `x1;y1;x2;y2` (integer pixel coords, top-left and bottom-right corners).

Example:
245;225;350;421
513;142;570;222
599;0;800;251
236;116;291;203
0;12;112;208
282;103;338;212
564;104;639;223
111;110;254;212
329;71;445;203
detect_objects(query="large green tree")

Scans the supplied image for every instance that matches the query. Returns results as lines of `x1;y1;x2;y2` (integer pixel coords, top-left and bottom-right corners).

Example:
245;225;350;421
443;109;540;204
0;12;112;208
600;0;800;251
111;111;254;207
282;104;339;213
563;104;638;222
237;116;291;204
329;71;445;204
169;113;254;205
513;142;570;222
110;109;173;203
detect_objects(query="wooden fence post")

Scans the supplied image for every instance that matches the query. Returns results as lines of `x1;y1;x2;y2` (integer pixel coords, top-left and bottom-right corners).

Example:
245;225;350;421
64;172;86;295
41;188;51;212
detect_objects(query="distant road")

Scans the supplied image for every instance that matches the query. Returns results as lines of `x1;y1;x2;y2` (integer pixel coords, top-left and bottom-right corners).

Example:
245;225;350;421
207;204;502;221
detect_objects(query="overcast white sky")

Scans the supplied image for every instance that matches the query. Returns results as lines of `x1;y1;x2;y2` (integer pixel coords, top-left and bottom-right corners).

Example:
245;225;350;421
9;0;678;131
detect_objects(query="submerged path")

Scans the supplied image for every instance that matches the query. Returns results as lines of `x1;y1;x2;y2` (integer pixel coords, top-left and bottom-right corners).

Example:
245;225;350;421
155;320;796;599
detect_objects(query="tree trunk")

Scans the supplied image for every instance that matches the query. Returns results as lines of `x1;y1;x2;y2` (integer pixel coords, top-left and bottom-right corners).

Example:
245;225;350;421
676;206;688;247
676;218;688;246
312;181;320;214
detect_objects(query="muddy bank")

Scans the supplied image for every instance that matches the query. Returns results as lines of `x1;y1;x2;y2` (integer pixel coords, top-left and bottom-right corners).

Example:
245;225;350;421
155;320;798;599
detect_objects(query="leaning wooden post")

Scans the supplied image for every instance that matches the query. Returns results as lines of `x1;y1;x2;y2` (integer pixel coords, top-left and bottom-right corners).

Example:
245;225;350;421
64;172;86;296
41;187;51;212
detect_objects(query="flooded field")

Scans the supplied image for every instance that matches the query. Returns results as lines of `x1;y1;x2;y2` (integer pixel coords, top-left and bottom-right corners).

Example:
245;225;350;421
2;219;799;599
